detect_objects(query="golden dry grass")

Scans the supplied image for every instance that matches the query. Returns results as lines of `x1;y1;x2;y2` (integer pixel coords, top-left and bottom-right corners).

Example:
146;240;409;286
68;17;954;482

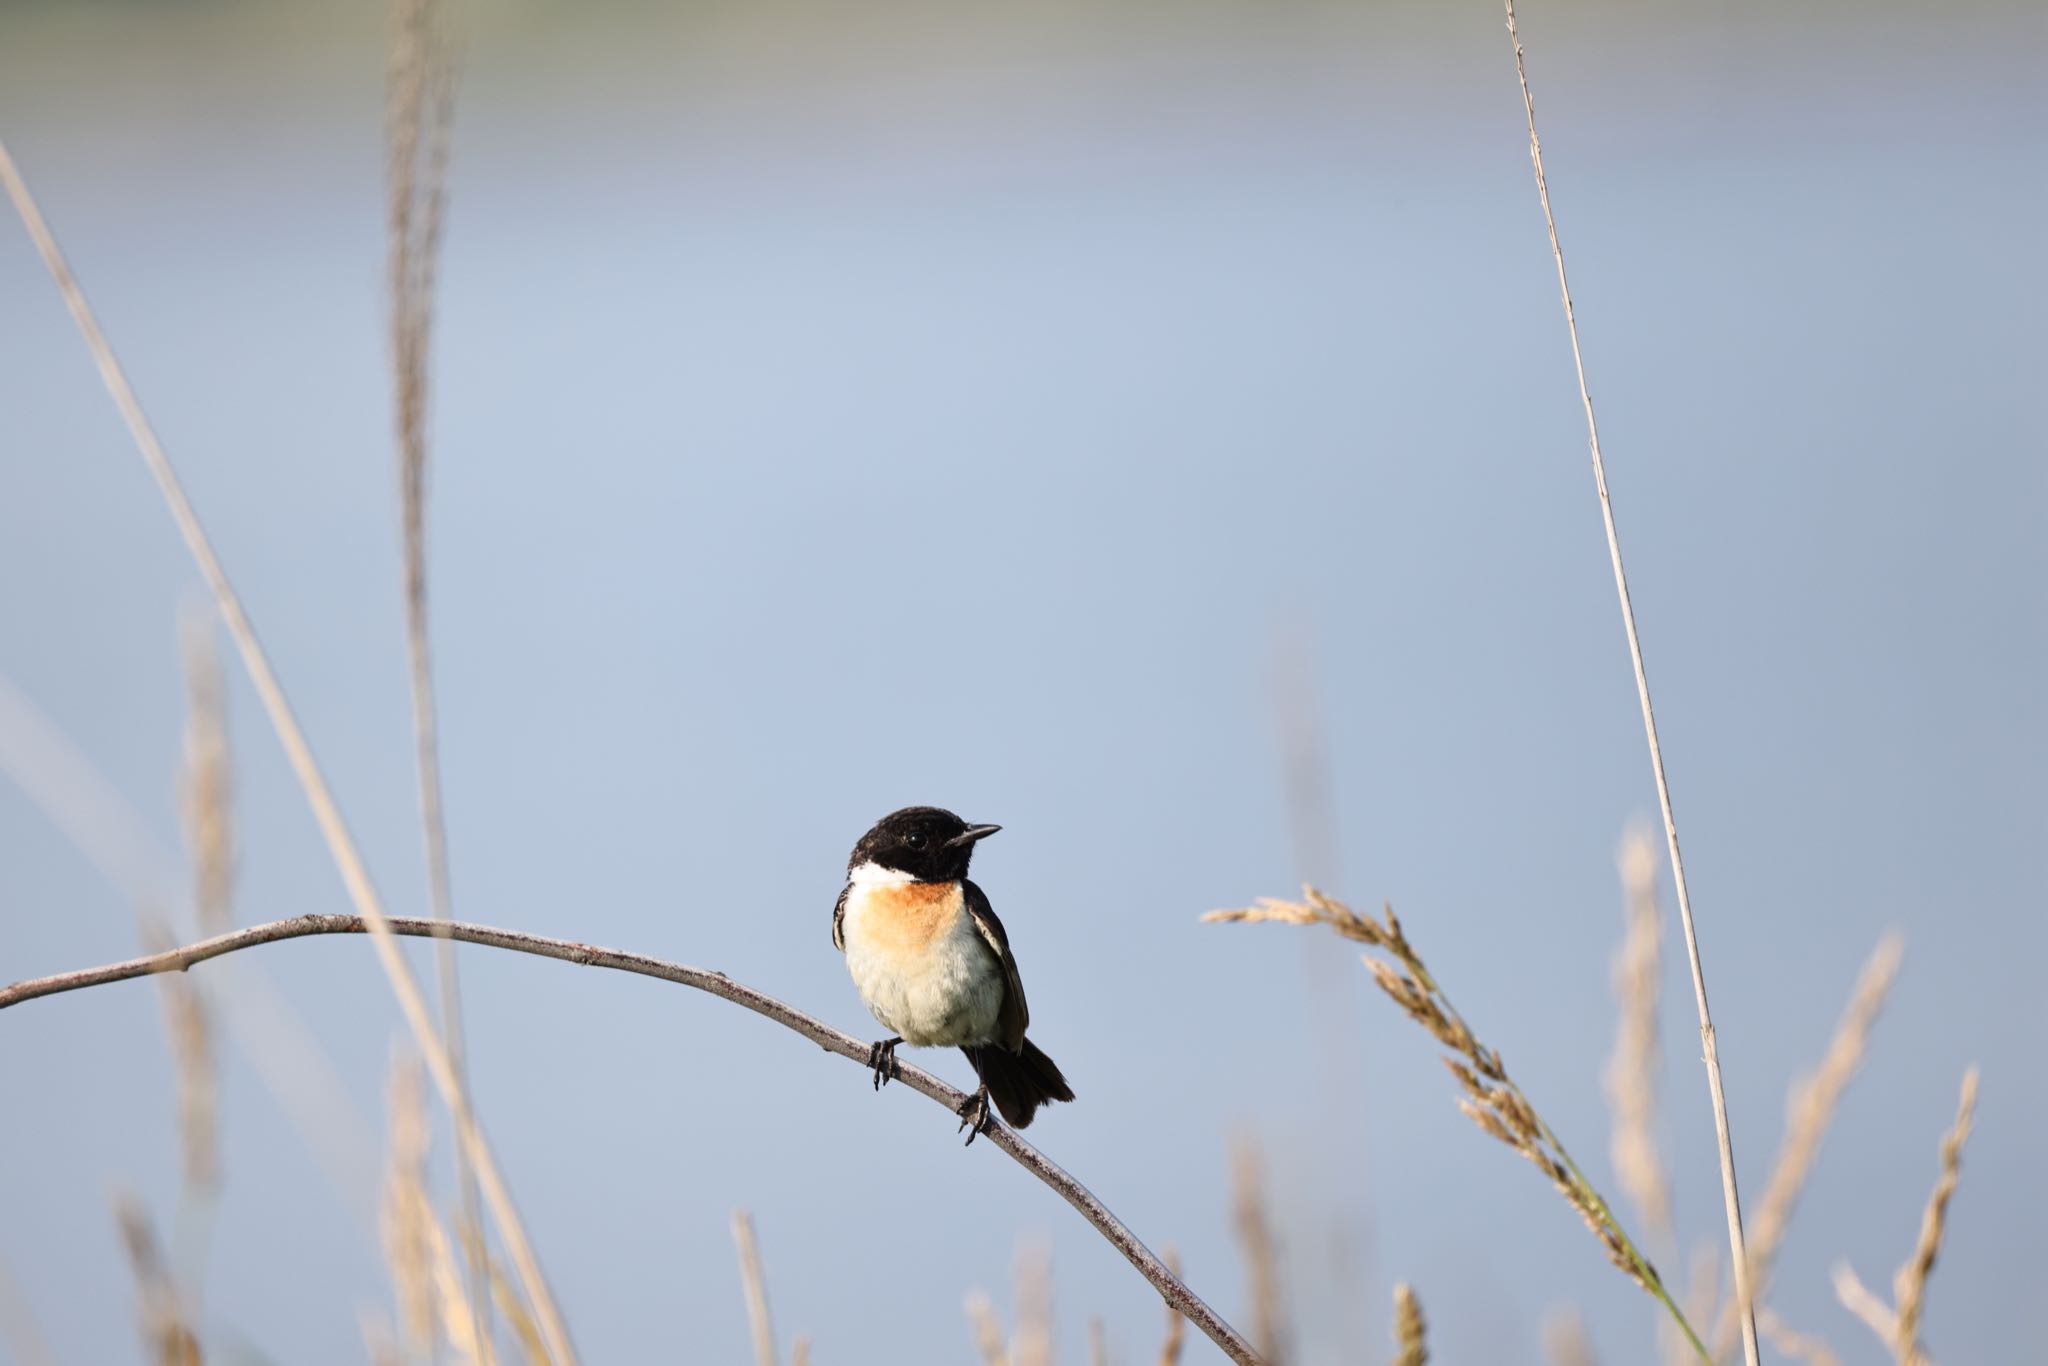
1606;827;1672;1246
1206;889;1706;1360
1714;935;1902;1358
113;1194;201;1366
1230;1137;1289;1366
1390;1284;1427;1366
1541;1308;1598;1366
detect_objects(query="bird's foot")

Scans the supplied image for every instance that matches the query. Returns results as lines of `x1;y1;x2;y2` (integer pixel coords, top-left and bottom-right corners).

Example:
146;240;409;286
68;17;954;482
867;1037;903;1091
956;1086;995;1146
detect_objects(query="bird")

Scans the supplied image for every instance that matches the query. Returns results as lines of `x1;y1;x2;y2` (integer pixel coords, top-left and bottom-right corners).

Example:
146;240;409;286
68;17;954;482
832;806;1074;1144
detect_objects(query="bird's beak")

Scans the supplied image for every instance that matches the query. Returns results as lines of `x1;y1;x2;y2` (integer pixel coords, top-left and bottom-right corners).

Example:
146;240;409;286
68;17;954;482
945;823;1002;848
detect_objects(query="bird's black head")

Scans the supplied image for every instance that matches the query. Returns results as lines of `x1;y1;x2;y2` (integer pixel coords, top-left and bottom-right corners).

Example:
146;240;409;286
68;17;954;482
848;806;1001;884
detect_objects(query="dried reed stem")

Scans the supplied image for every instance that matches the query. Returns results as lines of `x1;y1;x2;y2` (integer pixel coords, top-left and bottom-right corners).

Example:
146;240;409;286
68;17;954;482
147;918;220;1195
179;609;233;939
967;1293;1011;1366
1755;1309;1842;1366
384;1053;438;1354
1158;1246;1187;1366
1828;1065;1980;1366
1014;1239;1055;1366
1714;935;1902;1359
1207;890;1706;1361
1541;1309;1598;1366
114;1195;201;1365
0;1251;56;1366
1892;1068;1978;1362
1606;828;1671;1246
1498;7;1759;1361
376;1052;503;1362
385;0;488;1351
1390;1284;1426;1366
0;139;574;1365
731;1210;779;1366
1231;1138;1289;1366
1831;1264;1897;1345
1090;1317;1110;1366
1;914;1263;1365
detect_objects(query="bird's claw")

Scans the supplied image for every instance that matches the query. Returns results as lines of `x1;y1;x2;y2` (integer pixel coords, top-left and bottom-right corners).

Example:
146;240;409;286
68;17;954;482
956;1087;995;1146
867;1037;902;1091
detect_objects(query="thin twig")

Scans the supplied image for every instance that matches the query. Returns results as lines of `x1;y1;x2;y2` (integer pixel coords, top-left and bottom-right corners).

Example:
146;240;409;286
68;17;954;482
0;914;1264;1366
386;0;487;1349
0;137;574;1366
1499;8;1758;1363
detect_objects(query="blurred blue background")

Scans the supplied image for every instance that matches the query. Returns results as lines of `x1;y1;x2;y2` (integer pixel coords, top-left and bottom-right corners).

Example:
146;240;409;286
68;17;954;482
1;1;2041;1362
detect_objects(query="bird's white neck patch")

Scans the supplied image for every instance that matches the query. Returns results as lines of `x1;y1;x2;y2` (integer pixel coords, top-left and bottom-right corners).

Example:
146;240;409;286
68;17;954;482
847;860;916;888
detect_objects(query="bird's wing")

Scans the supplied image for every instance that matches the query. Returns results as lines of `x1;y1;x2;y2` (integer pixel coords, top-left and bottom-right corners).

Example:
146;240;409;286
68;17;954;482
965;879;1029;1050
832;882;850;952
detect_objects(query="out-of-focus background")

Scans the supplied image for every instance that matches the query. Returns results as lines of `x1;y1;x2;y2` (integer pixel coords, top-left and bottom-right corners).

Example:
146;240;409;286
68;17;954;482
1;0;2041;1361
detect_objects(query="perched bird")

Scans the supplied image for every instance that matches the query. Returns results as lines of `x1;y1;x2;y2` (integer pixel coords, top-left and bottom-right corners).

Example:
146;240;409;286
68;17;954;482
833;806;1074;1143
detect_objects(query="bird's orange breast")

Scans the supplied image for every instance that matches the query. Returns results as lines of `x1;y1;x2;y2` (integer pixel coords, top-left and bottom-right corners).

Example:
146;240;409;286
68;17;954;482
854;880;965;956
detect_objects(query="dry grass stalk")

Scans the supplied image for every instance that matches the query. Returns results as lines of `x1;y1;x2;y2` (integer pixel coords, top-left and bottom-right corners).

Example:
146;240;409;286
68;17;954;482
1158;1246;1186;1366
1831;1264;1897;1345
1892;1067;1978;1362
1229;1137;1289;1366
730;1210;779;1366
0;140;575;1365
386;0;488;1351
142;917;220;1195
361;1311;404;1366
1755;1309;1842;1366
1500;5;1760;1360
114;1194;202;1365
383;1052;438;1354
1206;890;1707;1361
1089;1316;1110;1366
791;1337;812;1366
1673;1244;1719;1366
1713;935;1902;1359
1014;1238;1055;1366
1541;1308;1598;1366
1390;1283;1426;1366
1606;827;1671;1245
0;1251;56;1366
178;608;233;938
966;1291;1011;1366
1827;1065;1980;1366
385;1049;504;1364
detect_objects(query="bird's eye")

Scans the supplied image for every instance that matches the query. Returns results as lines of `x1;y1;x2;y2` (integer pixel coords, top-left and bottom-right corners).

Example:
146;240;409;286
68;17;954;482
905;831;928;850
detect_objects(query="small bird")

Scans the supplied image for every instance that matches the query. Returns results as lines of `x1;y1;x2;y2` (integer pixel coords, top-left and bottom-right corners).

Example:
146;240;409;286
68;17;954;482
833;806;1074;1143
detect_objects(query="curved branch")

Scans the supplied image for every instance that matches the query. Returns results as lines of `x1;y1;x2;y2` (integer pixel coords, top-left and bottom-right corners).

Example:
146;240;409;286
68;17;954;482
0;915;1262;1366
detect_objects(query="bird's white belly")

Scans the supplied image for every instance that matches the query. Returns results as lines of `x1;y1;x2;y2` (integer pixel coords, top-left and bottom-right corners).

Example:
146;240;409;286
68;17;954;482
841;883;1003;1048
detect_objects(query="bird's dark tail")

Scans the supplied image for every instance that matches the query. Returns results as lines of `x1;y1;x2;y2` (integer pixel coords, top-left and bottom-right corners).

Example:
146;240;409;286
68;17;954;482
967;1040;1075;1129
